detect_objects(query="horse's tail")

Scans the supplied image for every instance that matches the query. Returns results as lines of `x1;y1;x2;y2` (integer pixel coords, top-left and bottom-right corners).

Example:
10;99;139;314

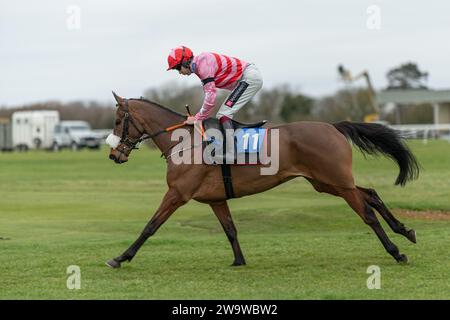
333;121;420;186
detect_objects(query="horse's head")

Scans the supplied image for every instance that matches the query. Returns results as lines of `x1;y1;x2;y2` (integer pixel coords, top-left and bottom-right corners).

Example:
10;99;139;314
106;91;147;164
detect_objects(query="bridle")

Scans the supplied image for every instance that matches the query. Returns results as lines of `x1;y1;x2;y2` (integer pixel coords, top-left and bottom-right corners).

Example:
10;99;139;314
115;99;190;159
117;99;145;149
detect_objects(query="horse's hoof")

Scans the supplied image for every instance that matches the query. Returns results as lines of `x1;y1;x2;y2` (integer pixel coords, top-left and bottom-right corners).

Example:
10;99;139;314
106;259;121;269
231;261;246;267
407;229;417;244
397;254;408;264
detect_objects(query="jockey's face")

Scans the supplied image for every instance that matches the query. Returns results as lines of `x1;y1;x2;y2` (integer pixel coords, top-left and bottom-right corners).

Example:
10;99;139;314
179;65;192;76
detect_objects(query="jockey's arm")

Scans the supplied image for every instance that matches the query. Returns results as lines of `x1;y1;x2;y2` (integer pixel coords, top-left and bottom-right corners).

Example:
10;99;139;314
194;81;217;120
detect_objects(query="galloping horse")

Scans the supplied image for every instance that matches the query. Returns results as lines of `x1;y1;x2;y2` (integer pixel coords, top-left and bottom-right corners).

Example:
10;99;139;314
106;92;419;268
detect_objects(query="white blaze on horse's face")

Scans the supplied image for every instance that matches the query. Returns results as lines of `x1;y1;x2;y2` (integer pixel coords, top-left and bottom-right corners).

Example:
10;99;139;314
106;133;121;149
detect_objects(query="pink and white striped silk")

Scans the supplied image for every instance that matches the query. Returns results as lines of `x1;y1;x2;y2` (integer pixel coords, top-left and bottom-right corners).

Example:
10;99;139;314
192;52;249;120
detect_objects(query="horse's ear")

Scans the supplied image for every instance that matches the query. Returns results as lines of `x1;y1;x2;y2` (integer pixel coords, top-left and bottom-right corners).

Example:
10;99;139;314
112;91;124;106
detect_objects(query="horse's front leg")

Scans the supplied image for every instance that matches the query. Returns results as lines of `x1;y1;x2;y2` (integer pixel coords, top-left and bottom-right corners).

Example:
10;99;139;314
106;188;186;268
210;201;246;266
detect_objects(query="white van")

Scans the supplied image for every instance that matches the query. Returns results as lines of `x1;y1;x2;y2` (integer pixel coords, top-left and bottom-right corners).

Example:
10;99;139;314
12;110;60;150
53;121;102;151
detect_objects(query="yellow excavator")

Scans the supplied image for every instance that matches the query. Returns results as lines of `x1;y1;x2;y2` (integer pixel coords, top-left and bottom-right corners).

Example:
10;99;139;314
338;65;380;123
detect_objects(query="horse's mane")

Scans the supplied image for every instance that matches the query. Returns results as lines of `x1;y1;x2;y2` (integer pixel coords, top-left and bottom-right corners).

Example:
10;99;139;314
131;98;186;118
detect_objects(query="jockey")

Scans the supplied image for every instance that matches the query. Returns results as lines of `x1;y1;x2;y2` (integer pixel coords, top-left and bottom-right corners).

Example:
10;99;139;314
166;46;263;136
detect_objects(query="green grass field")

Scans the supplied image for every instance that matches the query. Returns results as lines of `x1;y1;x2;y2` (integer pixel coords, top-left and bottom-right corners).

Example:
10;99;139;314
1;140;449;299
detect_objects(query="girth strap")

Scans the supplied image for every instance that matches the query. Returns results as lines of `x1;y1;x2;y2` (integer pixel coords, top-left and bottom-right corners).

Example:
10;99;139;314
221;164;235;199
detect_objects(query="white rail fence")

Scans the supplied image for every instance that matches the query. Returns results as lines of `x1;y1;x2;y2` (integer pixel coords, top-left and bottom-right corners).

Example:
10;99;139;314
388;124;450;144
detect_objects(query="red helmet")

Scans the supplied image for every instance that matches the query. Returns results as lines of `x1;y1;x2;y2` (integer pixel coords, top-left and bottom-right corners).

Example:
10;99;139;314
167;46;194;71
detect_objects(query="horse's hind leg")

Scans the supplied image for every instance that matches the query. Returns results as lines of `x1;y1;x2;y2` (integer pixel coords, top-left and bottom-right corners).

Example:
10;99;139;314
306;179;407;263
340;188;408;263
357;186;416;243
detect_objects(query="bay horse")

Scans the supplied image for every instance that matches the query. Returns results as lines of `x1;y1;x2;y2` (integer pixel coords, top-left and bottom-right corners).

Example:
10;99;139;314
106;92;419;268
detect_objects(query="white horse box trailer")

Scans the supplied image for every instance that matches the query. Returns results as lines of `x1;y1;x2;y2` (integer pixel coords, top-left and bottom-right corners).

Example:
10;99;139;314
12;110;60;150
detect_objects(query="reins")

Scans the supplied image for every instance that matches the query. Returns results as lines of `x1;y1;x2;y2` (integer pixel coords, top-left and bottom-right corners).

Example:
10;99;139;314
119;99;200;159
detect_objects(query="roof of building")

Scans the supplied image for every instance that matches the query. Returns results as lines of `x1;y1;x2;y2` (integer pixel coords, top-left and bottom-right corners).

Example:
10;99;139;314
376;89;450;104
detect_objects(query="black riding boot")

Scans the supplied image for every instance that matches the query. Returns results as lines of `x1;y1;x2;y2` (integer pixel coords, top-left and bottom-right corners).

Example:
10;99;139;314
221;119;235;164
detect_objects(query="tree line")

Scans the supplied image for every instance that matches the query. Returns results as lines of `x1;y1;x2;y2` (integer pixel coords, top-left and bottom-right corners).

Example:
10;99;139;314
0;101;116;129
0;62;436;128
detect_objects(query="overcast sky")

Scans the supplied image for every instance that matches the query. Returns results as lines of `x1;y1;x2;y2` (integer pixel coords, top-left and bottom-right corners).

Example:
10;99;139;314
1;0;449;106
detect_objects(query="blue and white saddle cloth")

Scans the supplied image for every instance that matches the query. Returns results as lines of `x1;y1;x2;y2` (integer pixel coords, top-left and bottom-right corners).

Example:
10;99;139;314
204;127;267;165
